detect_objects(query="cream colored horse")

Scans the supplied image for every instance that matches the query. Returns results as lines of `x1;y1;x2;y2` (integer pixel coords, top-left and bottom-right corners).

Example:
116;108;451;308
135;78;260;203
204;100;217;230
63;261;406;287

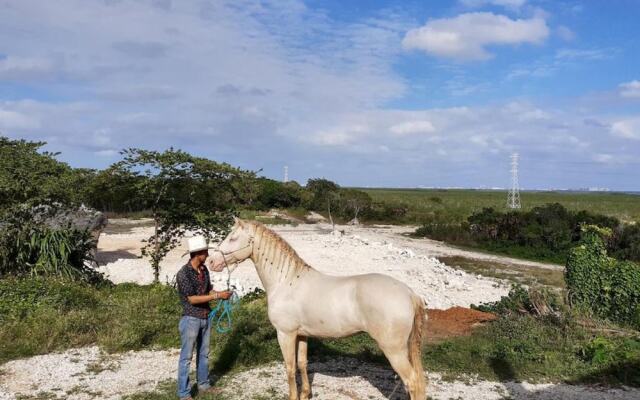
209;219;426;399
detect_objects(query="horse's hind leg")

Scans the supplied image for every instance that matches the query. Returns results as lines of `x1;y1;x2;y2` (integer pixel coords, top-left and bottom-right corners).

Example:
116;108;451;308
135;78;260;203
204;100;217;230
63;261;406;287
380;345;420;399
277;330;298;400
297;336;311;400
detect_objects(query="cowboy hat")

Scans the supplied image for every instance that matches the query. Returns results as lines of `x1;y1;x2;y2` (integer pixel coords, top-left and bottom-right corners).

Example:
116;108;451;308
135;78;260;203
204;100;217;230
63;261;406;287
182;235;215;257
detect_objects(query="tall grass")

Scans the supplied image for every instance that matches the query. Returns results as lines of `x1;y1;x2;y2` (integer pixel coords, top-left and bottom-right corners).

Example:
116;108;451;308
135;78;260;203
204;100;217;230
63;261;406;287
15;228;96;279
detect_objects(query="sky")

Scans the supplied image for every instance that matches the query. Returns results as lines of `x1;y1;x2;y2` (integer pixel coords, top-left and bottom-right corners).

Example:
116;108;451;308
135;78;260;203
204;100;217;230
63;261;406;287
1;0;639;190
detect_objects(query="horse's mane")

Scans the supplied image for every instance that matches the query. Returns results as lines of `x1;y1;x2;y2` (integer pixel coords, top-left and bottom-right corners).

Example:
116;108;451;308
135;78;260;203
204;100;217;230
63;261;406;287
243;220;312;276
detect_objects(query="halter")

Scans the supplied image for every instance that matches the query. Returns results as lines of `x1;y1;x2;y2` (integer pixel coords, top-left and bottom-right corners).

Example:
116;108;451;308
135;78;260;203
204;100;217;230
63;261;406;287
210;234;254;289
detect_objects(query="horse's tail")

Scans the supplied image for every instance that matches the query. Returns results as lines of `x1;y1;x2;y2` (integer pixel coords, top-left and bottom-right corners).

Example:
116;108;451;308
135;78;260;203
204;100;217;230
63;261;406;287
408;294;427;398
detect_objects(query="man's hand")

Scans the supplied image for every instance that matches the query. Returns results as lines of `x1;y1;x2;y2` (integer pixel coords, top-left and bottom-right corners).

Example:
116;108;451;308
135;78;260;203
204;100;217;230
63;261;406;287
216;290;233;300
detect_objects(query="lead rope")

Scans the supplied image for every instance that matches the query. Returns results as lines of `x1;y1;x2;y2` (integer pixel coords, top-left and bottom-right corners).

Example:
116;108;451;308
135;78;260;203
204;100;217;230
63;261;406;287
208;249;239;333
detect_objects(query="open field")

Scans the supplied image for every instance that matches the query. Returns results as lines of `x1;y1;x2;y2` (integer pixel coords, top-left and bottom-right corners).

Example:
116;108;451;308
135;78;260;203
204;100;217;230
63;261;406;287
360;188;640;224
2;220;640;400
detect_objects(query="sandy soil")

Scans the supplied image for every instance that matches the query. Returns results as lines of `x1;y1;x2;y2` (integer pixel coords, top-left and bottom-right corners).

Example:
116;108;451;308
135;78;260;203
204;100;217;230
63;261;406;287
2;220;635;400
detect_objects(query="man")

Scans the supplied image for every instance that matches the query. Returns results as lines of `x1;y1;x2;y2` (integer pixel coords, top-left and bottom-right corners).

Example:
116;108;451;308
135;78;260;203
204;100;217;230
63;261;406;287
176;235;232;400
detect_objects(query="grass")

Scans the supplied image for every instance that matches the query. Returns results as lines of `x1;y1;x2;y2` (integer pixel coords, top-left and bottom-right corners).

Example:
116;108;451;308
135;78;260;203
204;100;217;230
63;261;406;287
2;277;639;394
361;188;640;224
0;278;182;363
438;256;566;288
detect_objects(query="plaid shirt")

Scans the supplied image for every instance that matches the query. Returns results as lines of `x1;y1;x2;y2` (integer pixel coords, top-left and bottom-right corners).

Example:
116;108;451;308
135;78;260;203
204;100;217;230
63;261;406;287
176;262;212;319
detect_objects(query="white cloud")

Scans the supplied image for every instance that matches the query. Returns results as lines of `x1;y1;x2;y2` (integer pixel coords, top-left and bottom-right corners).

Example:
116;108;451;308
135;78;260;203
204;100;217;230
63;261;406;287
619;80;640;98
460;0;527;9
0;108;40;130
402;12;549;61
0;1;637;189
555;48;610;61
95;149;118;157
611;118;640;140
0;55;56;81
311;125;369;146
556;26;576;41
390;120;435;136
593;153;613;164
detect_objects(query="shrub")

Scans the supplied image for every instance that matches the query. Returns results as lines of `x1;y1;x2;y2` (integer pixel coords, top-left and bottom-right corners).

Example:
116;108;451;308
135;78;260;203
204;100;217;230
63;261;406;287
0;205;100;282
415;203;626;264
473;284;562;316
565;225;640;329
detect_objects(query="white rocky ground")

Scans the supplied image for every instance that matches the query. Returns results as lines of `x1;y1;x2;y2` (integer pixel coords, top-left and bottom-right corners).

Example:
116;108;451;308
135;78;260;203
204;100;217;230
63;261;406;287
0;347;178;400
1;349;638;400
1;221;637;400
96;222;511;309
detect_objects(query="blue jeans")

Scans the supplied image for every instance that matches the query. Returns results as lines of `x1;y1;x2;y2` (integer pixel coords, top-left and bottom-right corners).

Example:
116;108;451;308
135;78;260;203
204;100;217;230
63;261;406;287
177;316;212;399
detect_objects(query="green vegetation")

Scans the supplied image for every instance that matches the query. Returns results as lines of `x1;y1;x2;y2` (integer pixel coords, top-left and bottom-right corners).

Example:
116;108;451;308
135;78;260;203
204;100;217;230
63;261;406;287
362;188;640;224
415;203;640;264
113;147;253;281
0;205;101;281
424;314;640;386
566;226;640;329
2;277;639;388
438;256;565;288
0;278;180;363
0;137;91;209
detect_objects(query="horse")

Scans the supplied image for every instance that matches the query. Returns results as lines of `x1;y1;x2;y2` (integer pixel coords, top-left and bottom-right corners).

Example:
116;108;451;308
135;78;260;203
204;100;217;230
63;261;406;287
208;218;427;400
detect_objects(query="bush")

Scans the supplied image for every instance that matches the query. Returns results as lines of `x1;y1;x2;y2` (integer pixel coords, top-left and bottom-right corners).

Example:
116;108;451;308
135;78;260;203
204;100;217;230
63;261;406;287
472;284;562;316
565;225;640;329
0;205;100;282
415;203;625;264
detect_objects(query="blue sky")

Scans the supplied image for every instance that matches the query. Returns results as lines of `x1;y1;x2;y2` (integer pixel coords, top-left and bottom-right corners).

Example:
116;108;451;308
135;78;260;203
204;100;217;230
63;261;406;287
1;0;639;190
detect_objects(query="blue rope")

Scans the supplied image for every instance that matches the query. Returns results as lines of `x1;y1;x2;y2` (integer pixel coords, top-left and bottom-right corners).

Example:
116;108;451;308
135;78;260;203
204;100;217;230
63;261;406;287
208;291;239;333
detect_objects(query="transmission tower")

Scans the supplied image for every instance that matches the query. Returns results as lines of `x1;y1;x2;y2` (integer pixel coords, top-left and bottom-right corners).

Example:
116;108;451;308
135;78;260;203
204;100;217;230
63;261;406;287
507;153;521;209
283;165;289;183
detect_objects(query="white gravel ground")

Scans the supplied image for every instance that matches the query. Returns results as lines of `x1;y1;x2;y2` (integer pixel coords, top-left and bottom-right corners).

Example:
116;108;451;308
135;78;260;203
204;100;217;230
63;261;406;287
2;221;638;400
96;223;511;308
2;349;638;400
0;346;179;400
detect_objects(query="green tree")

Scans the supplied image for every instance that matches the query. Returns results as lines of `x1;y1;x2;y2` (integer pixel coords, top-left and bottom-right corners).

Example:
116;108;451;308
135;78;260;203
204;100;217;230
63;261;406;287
306;178;340;211
0;136;84;208
255;178;304;209
338;188;372;221
115;148;254;282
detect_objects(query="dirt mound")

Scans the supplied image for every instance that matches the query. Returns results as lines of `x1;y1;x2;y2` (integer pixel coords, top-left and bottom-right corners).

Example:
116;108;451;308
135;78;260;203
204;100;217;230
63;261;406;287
426;306;497;342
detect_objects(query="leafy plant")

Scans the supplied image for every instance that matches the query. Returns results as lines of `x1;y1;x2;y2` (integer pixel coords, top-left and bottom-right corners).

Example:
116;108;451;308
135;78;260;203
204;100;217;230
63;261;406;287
0;204;101;282
565;225;640;329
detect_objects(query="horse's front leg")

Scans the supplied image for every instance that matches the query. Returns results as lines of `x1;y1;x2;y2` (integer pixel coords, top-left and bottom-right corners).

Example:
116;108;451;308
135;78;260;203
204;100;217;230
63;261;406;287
277;330;298;400
297;336;311;400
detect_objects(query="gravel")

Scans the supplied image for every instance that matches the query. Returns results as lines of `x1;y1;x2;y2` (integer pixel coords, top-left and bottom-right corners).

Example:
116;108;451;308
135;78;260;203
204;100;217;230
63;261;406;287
97;223;511;307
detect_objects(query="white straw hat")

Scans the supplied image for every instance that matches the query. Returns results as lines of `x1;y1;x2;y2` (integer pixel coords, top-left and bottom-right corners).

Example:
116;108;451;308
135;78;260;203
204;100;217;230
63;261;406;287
182;235;214;257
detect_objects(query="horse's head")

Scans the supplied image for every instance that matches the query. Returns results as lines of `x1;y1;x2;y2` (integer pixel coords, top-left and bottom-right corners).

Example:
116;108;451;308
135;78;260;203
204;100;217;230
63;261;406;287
207;217;254;272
